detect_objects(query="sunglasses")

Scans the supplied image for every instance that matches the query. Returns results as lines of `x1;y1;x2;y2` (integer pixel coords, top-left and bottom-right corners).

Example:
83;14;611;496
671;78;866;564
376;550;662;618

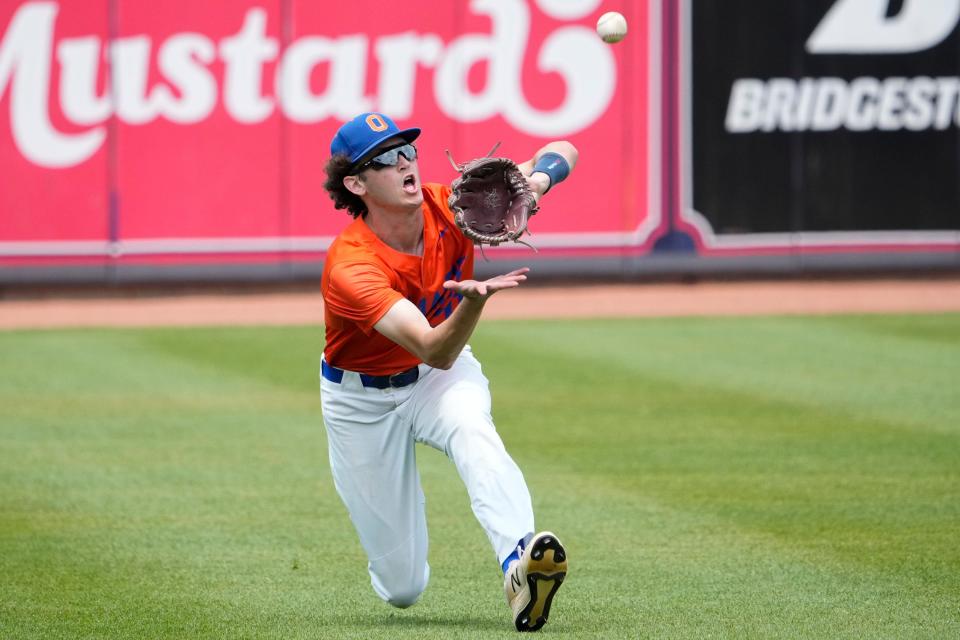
353;143;417;173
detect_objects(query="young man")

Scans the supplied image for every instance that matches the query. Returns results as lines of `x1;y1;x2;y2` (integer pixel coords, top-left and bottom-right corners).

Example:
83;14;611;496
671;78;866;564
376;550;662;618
319;112;577;632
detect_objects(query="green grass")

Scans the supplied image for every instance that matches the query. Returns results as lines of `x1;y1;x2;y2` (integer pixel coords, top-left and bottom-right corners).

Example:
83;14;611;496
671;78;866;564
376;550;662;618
1;314;958;639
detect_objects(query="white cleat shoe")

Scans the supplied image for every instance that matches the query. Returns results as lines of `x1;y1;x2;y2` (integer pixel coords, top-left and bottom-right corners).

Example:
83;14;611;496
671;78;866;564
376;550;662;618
503;531;568;632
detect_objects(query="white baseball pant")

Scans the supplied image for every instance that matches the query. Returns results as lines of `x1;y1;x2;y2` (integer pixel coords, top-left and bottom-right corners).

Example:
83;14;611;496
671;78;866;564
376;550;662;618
319;346;535;607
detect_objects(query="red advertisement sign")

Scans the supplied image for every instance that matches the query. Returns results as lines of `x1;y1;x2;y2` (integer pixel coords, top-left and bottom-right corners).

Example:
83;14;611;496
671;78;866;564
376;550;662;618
0;0;656;267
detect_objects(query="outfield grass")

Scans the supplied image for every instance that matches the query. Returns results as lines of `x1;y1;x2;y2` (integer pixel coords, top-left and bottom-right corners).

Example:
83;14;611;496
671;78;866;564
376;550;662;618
1;314;958;639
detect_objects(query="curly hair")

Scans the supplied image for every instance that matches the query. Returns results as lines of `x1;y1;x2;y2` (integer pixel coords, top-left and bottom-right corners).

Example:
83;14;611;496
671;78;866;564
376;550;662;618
323;154;367;218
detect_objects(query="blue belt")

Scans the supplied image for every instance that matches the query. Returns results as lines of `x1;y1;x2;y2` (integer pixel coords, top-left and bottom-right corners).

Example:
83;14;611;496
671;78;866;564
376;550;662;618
322;360;420;389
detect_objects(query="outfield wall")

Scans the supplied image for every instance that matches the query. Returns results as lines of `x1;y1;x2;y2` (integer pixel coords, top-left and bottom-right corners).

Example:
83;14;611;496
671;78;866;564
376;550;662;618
1;0;958;285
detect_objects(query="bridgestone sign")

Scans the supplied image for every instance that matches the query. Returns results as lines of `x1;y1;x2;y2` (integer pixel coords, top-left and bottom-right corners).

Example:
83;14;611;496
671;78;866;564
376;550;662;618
726;76;960;134
685;0;960;244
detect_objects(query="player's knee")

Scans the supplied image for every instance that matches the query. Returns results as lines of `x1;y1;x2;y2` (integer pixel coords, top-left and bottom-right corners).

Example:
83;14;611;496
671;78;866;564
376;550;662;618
371;560;429;608
380;575;427;608
385;585;424;608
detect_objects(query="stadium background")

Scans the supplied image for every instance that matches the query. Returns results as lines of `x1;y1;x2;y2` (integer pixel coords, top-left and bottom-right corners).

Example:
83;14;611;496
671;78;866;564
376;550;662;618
2;0;957;286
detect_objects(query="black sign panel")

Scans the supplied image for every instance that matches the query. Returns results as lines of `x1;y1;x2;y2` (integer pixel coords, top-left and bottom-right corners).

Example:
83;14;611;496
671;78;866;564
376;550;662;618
691;0;960;234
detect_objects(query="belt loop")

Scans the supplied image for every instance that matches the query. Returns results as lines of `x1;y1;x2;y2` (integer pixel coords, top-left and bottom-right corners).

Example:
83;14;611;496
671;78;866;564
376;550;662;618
342;369;364;391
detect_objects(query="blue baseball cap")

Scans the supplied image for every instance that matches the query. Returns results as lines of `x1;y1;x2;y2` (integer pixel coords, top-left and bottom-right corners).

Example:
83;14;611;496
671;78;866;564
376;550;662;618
330;112;421;165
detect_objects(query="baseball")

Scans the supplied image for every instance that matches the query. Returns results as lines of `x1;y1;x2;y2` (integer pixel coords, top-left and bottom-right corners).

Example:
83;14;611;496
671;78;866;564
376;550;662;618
596;11;628;44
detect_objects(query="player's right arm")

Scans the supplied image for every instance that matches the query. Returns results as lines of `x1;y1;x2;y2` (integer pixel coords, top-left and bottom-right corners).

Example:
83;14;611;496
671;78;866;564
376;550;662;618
516;141;578;202
374;268;529;370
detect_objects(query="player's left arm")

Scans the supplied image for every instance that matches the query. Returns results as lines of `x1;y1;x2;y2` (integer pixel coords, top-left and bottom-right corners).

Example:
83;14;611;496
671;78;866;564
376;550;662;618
516;141;579;203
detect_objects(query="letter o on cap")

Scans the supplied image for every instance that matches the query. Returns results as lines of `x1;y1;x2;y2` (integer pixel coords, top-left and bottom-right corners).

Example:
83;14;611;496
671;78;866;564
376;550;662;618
366;114;388;131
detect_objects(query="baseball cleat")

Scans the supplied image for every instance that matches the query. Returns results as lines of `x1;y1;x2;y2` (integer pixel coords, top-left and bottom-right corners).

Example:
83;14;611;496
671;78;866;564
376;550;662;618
503;531;567;632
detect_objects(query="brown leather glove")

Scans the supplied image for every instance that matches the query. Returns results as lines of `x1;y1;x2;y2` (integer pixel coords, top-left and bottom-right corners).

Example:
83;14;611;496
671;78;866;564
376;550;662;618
447;147;539;247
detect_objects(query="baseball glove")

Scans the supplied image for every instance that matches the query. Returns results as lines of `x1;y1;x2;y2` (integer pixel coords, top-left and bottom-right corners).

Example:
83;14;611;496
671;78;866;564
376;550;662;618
446;143;539;248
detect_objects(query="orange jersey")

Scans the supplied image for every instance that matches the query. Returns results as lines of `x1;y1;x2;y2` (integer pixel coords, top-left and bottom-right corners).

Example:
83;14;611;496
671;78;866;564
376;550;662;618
321;183;475;376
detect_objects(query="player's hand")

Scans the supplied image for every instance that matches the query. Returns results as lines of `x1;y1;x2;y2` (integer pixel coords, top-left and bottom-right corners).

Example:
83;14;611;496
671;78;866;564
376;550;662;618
442;268;530;300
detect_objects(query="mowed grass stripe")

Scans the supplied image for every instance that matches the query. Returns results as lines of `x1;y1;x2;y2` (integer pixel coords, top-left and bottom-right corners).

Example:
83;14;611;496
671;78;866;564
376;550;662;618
0;314;958;639
480;314;960;434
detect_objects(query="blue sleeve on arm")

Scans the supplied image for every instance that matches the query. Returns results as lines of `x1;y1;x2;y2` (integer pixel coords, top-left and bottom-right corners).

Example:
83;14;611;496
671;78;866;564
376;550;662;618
532;152;570;194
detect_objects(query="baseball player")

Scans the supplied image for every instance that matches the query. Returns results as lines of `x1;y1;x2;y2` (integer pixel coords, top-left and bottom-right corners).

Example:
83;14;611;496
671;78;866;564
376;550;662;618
319;112;577;632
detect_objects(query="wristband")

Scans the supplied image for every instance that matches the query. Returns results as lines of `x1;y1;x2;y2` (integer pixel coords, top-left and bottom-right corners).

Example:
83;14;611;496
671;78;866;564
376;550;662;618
532;152;570;194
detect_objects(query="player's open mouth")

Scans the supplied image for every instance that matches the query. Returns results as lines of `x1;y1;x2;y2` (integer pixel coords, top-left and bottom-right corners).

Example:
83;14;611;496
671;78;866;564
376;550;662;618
402;174;417;194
